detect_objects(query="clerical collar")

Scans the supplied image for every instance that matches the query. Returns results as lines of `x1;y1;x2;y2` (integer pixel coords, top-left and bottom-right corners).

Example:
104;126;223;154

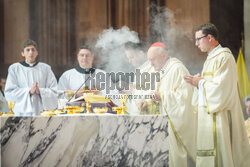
20;61;39;67
208;44;221;57
75;66;95;74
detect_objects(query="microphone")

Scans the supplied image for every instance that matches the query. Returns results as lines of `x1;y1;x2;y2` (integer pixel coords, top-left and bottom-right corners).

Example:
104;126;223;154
68;73;93;102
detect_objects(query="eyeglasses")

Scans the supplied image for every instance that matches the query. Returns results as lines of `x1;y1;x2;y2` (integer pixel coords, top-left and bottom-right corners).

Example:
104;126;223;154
79;53;91;58
195;35;207;42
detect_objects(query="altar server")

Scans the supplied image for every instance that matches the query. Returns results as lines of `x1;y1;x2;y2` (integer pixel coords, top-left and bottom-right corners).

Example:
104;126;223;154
124;42;149;70
5;39;58;116
124;42;150;114
140;42;197;167
184;23;250;167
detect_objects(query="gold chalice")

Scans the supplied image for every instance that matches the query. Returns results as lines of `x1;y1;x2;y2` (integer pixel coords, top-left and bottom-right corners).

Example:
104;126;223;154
86;101;92;114
8;101;15;114
119;94;128;115
2;101;15;116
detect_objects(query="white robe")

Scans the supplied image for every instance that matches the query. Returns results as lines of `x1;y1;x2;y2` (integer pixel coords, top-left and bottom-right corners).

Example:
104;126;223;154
195;45;250;167
160;58;197;167
5;62;58;116
138;57;197;167
128;60;152;115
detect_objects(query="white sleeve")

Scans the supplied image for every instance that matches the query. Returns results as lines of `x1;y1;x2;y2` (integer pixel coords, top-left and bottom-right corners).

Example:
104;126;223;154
5;66;33;114
39;67;58;110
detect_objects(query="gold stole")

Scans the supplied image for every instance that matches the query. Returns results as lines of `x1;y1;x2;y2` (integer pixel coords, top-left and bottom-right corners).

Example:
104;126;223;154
197;50;231;167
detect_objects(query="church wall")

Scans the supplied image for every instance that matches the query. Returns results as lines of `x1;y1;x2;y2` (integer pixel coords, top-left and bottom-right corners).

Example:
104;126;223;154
1;0;29;76
1;0;210;78
210;0;244;57
166;0;210;34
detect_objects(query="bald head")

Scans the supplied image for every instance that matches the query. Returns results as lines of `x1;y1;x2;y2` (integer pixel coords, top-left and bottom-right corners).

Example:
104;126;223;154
147;46;169;71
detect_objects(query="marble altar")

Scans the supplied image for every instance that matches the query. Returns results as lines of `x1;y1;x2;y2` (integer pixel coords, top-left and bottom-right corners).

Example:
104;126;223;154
1;115;169;167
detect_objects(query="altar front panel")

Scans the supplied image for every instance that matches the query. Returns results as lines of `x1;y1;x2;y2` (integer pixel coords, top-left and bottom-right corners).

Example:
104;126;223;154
1;115;169;167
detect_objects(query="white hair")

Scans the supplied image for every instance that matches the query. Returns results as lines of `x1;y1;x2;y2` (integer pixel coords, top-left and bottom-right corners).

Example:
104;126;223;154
156;46;168;56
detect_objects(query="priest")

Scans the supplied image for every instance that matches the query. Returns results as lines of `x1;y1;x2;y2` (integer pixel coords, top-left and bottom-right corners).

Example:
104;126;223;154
124;42;149;70
140;42;197;167
184;23;250;167
58;45;116;99
124;42;151;114
5;39;58;116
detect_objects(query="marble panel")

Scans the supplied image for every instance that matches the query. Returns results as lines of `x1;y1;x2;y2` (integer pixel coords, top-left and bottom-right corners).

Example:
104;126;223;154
1;115;169;167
